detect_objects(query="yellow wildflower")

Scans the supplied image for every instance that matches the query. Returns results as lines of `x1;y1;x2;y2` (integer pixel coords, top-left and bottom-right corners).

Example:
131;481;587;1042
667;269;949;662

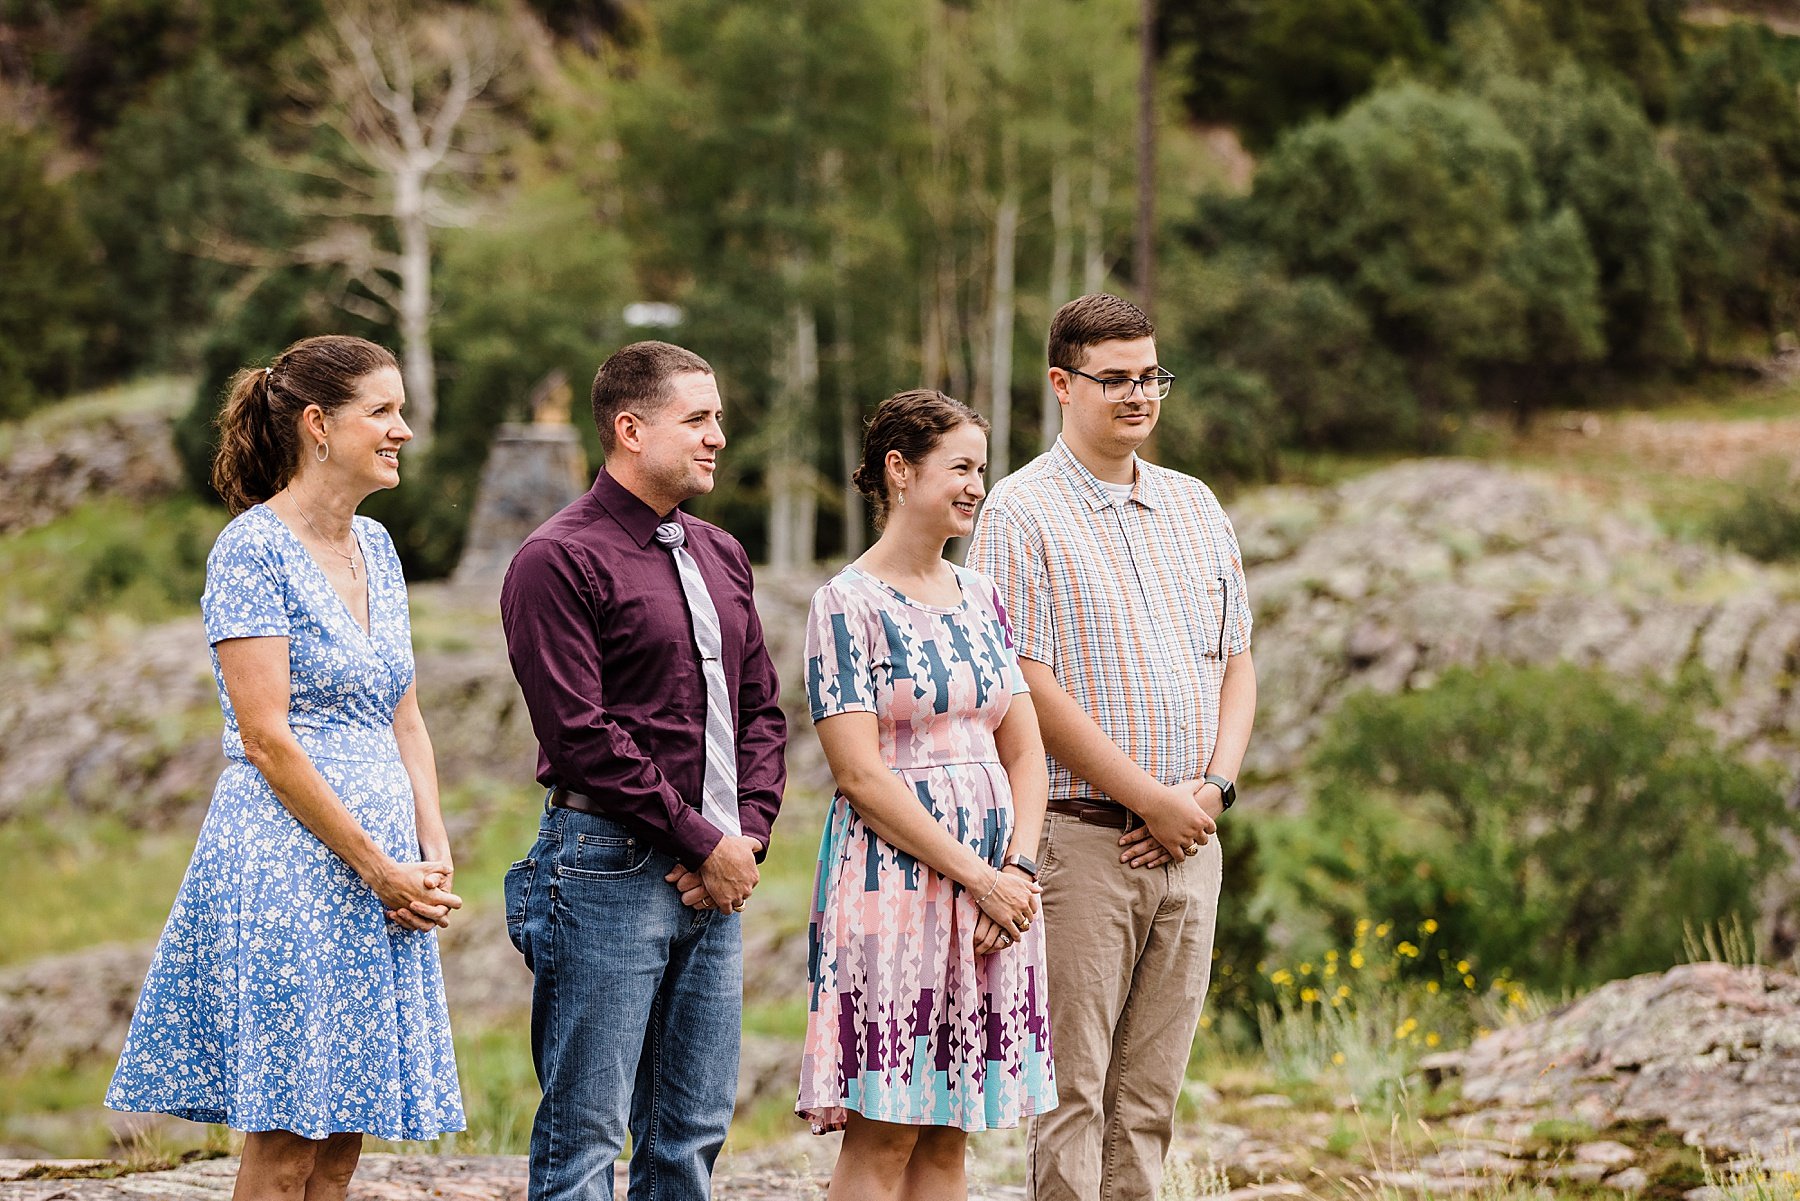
1394;1018;1418;1040
1331;1052;1346;1066
1349;950;1366;970
1425;1032;1441;1047
1397;941;1419;958
1270;969;1294;986
1300;987;1320;1004
1375;923;1391;938
1355;918;1372;938
1463;974;1476;990
1455;960;1471;975
1426;981;1440;994
1299;962;1313;976
1420;918;1439;934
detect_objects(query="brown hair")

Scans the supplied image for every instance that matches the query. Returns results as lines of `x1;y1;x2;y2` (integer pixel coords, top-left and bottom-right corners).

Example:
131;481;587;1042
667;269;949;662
590;340;714;453
852;389;989;529
1047;293;1156;372
211;335;398;514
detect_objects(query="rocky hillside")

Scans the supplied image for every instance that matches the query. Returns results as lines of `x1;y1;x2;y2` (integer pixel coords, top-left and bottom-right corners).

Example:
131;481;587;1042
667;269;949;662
6;458;1797;838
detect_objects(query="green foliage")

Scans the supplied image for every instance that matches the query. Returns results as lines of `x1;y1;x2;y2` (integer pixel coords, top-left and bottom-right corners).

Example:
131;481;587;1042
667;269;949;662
1484;67;1690;364
1184;82;1606;451
81;53;292;375
1216;0;1438;149
1673;25;1800;338
0;127;100;417
0;496;224;649
1708;458;1800;563
1266;664;1792;992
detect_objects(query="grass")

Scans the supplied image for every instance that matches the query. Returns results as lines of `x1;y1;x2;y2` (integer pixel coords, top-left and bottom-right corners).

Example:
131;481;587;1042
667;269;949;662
0;816;199;966
0;495;225;650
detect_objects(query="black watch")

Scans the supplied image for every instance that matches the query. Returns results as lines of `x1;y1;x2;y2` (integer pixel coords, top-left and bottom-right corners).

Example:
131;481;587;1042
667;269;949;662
1003;853;1039;878
1203;774;1237;811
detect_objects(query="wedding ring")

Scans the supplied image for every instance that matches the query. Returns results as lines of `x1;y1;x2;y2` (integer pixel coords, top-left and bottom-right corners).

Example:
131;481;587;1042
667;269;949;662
1186;843;1202;856
1017;917;1031;931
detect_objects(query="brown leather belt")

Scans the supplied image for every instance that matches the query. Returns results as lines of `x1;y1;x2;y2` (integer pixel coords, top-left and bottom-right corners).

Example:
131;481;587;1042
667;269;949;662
550;787;608;816
1045;798;1138;829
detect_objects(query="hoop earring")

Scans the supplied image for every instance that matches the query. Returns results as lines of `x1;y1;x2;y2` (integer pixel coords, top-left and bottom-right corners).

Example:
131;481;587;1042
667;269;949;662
315;442;330;463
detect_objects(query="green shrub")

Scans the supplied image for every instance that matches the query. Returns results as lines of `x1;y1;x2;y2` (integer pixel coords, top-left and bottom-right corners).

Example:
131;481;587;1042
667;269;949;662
1265;664;1792;993
1710;459;1800;563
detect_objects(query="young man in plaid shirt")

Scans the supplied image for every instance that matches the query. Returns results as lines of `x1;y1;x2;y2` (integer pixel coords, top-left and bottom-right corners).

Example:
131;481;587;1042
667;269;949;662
967;293;1256;1201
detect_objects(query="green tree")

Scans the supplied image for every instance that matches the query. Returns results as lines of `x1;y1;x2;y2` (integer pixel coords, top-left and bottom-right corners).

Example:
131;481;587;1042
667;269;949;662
81;53;291;375
1246;83;1603;429
1483;67;1689;365
0;126;99;417
1673;24;1800;343
1268;665;1792;992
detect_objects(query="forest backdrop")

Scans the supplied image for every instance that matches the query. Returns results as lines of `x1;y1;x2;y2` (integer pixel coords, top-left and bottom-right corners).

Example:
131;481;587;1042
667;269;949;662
7;0;1800;573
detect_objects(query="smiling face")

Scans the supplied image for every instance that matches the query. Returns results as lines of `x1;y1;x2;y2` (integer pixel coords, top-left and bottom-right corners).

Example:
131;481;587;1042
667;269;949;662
308;366;411;497
620;370;726;514
888;420;988;542
1051;335;1162;467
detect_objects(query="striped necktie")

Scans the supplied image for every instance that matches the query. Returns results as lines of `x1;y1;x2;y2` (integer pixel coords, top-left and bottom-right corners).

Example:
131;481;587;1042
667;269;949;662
654;521;741;838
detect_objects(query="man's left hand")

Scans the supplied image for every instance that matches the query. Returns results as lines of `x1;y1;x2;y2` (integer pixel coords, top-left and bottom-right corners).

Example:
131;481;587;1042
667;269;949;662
699;835;762;911
1121;781;1225;868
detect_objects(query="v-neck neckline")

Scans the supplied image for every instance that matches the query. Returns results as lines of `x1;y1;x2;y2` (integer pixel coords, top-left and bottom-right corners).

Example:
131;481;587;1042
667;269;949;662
258;503;375;640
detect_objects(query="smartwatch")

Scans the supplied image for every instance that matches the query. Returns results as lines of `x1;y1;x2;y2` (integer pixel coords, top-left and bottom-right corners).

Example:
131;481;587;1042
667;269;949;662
1003;853;1040;878
1202;774;1237;811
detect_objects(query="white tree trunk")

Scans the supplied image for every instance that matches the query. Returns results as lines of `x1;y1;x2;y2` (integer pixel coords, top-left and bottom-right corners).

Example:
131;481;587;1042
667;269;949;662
1084;160;1109;296
1043;159;1074;451
768;297;819;570
393;164;436;449
988;176;1019;479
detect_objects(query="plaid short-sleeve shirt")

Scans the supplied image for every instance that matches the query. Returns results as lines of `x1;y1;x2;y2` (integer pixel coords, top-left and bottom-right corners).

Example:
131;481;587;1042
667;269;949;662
966;437;1252;803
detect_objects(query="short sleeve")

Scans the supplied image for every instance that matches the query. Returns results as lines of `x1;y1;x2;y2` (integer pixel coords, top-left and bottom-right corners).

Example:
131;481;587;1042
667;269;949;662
202;519;290;644
1219;509;1253;657
804;581;879;722
990;586;1031;696
966;503;1055;665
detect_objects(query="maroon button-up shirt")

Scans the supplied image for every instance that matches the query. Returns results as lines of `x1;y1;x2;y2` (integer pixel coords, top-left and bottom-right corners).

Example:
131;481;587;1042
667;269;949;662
499;469;787;868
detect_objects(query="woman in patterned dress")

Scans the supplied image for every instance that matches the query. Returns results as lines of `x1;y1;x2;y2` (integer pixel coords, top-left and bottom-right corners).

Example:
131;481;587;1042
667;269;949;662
800;389;1056;1200
106;336;464;1200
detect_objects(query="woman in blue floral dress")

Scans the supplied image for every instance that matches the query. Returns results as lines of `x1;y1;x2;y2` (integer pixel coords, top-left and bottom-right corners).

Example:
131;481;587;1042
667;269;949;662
107;336;464;1198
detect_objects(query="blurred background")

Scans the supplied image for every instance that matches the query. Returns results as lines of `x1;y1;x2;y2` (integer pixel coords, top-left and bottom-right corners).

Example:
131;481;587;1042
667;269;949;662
3;0;1800;1193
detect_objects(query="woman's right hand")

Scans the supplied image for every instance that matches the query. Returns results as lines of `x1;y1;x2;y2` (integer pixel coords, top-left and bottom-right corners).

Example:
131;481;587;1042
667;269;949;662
973;866;1040;941
369;858;463;930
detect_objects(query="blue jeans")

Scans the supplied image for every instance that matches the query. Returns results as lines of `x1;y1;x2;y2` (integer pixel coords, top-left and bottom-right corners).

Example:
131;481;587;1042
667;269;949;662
505;804;742;1201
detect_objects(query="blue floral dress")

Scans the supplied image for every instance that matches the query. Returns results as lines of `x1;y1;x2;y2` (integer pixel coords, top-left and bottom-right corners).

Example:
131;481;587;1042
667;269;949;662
105;504;464;1141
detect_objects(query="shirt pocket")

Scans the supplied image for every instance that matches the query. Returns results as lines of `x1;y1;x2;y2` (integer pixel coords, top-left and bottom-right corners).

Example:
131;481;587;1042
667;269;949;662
1184;574;1231;662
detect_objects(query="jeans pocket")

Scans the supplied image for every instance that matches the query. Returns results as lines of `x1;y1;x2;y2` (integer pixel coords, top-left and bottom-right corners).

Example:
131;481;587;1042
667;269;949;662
503;857;535;955
561;830;653;879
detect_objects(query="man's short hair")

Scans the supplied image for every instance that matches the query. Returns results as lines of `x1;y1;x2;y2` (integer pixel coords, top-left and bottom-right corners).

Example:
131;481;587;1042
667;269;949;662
1047;293;1156;372
590;341;714;452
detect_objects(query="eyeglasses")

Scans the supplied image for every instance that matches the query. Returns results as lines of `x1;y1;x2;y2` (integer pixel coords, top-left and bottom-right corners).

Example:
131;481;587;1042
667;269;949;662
1064;367;1176;402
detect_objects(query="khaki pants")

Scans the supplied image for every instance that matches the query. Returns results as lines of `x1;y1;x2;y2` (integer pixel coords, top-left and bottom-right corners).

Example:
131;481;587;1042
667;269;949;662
1028;813;1223;1201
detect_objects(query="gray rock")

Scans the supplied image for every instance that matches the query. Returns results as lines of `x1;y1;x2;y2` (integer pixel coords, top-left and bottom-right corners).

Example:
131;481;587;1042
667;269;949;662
1605;1166;1650;1193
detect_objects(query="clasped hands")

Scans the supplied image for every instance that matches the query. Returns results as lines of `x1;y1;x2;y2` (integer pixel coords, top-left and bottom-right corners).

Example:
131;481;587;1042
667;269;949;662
973;864;1041;957
1118;778;1223;870
374;859;463;931
665;834;762;913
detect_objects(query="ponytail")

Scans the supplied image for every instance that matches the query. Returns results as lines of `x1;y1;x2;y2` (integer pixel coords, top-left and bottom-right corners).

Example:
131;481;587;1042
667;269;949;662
207;336;400;514
212;368;295;514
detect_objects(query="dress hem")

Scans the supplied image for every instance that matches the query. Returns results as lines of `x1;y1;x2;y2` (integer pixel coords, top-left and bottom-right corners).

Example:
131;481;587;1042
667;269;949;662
102;1099;466;1143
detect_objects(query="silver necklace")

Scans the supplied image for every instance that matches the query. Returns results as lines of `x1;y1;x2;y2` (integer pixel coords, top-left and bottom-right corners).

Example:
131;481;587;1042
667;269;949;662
292;496;358;579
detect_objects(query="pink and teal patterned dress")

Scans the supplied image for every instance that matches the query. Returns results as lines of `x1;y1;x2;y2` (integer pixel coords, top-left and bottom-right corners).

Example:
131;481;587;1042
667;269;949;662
798;563;1057;1133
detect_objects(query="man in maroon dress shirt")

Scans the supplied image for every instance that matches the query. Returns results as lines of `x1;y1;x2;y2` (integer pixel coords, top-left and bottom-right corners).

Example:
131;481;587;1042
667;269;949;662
499;341;787;1201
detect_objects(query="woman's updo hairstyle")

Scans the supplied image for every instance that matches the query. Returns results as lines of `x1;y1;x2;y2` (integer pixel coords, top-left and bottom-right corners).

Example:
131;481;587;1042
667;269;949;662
211;335;398;514
852;389;989;529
